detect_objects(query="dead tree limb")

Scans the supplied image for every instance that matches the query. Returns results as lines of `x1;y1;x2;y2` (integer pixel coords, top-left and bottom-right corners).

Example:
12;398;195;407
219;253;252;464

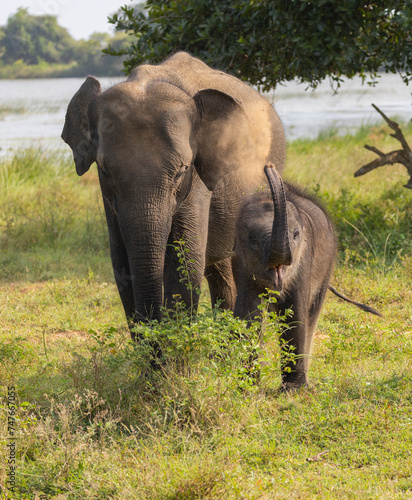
354;103;412;189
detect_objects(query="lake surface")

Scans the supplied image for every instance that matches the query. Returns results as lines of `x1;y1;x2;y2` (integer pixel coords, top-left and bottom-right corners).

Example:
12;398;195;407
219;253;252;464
0;73;411;154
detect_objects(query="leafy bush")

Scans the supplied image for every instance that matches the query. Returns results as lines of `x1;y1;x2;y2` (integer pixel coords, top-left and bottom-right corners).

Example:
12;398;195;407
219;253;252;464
65;289;292;433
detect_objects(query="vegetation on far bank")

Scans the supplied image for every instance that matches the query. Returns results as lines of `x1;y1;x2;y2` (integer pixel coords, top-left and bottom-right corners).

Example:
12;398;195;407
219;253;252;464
0;8;129;79
0;124;411;498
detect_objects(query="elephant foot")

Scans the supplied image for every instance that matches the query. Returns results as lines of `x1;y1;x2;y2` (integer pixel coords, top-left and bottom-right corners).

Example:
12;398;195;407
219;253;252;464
280;374;309;392
131;332;164;371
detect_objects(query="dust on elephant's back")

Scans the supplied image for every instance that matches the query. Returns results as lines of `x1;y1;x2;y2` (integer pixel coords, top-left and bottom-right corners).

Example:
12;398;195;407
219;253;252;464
244;99;286;172
163;52;286;176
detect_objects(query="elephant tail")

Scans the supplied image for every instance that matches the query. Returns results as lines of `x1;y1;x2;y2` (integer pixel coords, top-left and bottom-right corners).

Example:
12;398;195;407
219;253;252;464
328;285;382;317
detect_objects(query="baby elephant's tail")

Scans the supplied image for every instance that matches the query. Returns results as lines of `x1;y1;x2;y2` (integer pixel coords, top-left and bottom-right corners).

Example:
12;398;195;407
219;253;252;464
328;285;382;317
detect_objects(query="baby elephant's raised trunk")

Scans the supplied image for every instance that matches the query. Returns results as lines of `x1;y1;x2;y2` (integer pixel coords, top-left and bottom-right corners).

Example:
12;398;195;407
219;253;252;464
264;164;292;269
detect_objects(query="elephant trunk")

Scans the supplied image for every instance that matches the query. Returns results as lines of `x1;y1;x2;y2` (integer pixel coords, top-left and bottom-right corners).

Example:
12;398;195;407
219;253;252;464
130;244;165;323
119;198;172;324
264;164;292;268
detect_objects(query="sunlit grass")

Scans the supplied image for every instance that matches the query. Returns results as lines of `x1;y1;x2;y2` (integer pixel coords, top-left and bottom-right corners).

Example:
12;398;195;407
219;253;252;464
285;121;412;194
286;122;412;273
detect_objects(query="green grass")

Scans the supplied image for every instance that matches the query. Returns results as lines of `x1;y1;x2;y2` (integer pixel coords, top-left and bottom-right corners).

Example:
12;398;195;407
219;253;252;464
285;122;412;273
0;149;112;282
0;124;412;499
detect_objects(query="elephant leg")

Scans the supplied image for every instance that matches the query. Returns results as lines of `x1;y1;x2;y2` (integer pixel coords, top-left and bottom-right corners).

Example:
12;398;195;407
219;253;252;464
102;197;136;330
163;186;210;313
290;285;329;384
164;231;206;313
278;295;312;389
279;319;310;390
205;258;237;311
98;172;136;330
283;318;320;390
279;286;327;390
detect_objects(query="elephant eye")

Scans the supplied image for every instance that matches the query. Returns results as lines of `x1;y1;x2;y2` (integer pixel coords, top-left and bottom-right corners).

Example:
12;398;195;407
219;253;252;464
293;229;300;240
248;232;258;245
175;163;190;179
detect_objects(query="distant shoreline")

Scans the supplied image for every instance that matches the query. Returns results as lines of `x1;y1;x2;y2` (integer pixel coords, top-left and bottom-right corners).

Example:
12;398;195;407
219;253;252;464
0;61;124;80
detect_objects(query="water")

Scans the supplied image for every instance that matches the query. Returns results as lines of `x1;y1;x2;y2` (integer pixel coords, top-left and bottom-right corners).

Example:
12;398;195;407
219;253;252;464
0;73;411;153
271;75;412;141
0;77;122;153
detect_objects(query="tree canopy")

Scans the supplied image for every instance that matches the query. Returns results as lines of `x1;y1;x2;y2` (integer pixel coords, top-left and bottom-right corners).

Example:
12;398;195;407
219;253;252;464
107;0;412;90
0;7;76;65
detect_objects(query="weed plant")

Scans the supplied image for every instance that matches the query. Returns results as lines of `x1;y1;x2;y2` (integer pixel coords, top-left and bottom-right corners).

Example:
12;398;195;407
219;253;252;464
1;124;412;499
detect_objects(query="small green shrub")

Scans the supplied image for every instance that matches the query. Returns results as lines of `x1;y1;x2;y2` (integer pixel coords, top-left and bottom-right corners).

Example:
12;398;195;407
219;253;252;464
64;289;291;434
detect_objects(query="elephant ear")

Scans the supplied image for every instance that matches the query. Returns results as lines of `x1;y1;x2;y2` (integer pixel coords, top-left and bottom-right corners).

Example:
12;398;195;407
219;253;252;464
193;88;244;190
61;76;101;176
194;88;240;122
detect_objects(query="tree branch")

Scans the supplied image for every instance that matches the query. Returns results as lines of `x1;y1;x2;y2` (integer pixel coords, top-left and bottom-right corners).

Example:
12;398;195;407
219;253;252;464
354;104;412;189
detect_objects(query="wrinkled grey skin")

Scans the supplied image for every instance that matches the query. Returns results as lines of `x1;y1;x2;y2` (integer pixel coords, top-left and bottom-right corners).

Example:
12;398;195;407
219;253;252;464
61;52;286;330
234;165;337;390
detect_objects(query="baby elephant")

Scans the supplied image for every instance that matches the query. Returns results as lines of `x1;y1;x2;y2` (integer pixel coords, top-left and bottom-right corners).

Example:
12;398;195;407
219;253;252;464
233;164;380;390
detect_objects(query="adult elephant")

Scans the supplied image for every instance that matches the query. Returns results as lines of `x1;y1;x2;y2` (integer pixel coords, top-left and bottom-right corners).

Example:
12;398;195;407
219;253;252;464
61;52;286;330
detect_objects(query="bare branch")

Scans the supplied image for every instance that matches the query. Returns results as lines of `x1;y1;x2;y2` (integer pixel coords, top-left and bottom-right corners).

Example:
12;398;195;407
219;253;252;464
371;103;411;154
364;145;385;156
354;104;412;189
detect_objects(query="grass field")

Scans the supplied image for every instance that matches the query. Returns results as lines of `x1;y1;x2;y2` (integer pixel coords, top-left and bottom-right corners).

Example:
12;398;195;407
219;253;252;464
0;123;412;499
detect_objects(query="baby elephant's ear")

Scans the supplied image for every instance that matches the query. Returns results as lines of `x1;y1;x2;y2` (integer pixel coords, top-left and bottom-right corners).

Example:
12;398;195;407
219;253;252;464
61;76;102;176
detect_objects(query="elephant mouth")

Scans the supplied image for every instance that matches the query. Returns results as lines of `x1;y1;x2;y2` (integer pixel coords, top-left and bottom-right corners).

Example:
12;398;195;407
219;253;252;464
267;265;284;291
